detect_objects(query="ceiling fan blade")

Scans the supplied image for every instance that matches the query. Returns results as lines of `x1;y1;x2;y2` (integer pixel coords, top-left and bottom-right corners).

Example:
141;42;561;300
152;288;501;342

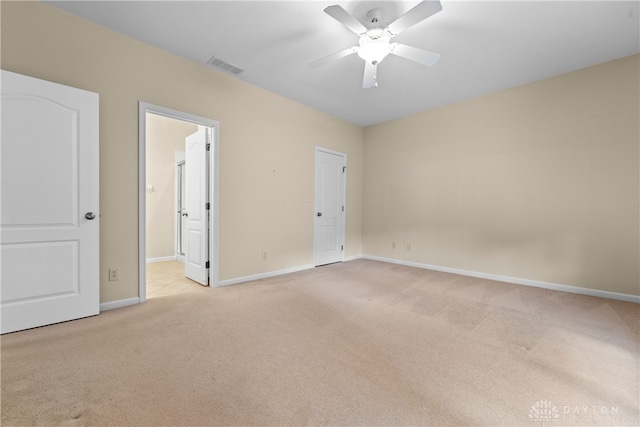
385;0;442;36
309;46;358;68
363;61;377;89
324;5;368;35
391;43;440;67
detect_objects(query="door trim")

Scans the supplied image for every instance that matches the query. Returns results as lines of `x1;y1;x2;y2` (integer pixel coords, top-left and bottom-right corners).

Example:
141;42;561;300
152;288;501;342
313;146;347;267
138;102;220;302
175;155;186;263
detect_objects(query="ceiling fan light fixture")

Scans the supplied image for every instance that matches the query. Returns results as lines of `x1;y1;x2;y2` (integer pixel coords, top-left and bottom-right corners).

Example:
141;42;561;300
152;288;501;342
312;2;443;87
357;30;391;64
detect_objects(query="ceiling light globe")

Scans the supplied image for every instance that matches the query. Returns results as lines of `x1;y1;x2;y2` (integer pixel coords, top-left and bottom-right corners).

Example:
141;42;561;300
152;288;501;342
357;31;391;64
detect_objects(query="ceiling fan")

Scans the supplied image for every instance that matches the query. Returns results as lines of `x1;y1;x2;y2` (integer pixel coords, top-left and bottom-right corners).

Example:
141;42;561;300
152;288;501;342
309;0;442;88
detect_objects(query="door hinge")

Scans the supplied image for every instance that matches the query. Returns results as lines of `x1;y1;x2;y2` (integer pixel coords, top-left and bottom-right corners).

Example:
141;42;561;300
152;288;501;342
343;166;346;173
205;261;209;268
342;206;344;212
206;202;210;210
341;245;344;251
206;143;211;151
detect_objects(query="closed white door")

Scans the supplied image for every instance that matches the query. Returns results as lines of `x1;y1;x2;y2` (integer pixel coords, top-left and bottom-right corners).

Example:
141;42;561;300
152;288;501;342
314;148;346;266
184;127;208;285
1;70;99;334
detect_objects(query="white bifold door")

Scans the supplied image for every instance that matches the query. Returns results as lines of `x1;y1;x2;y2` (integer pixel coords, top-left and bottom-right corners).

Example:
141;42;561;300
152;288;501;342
1;70;100;334
184;127;209;285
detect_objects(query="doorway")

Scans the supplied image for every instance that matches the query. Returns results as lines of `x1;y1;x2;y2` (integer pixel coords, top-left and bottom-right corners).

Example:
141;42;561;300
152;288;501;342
138;103;219;302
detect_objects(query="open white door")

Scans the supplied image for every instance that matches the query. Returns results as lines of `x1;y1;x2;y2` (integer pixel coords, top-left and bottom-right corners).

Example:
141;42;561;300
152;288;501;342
314;148;346;266
1;70;99;334
184;127;209;285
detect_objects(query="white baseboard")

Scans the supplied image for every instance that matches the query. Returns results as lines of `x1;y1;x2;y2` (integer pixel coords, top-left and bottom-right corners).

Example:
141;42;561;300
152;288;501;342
361;255;640;304
100;297;140;312
146;256;176;264
113;256;638;307
217;264;315;287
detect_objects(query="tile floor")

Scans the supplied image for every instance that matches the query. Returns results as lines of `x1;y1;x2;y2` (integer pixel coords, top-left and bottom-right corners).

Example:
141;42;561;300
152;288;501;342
146;260;207;299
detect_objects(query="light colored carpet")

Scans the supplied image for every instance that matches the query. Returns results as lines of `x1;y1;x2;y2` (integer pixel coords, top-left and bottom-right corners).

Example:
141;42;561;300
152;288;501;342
1;259;638;426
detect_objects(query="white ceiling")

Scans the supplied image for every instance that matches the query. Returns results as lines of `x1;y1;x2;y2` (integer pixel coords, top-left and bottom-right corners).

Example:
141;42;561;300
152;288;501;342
48;1;640;127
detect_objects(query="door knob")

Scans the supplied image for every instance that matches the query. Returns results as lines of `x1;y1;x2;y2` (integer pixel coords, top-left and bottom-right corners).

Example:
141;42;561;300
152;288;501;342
85;212;96;220
317;212;322;217
182;211;189;217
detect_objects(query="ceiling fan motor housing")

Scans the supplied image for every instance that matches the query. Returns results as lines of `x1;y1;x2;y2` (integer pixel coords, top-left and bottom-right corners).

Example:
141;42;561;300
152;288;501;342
366;9;382;24
357;29;392;64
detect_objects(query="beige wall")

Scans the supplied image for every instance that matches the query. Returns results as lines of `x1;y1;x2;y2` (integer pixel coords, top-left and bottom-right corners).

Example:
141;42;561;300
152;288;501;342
145;114;197;260
364;54;639;296
2;1;637;302
1;1;364;303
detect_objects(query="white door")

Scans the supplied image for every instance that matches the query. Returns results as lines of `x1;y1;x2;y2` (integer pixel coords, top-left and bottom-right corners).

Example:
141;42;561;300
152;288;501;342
314;148;346;266
1;70;99;334
184;127;209;285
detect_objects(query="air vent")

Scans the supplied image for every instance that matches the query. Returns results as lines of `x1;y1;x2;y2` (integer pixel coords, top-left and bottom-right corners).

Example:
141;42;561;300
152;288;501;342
206;56;244;75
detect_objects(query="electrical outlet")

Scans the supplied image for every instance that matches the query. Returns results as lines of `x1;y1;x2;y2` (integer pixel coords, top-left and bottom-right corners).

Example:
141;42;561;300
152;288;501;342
109;268;119;281
261;251;267;260
406;244;412;252
391;242;396;249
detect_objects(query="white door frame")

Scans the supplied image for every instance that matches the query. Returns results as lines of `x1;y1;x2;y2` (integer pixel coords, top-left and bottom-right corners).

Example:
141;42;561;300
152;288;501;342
138;102;220;302
175;154;186;263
